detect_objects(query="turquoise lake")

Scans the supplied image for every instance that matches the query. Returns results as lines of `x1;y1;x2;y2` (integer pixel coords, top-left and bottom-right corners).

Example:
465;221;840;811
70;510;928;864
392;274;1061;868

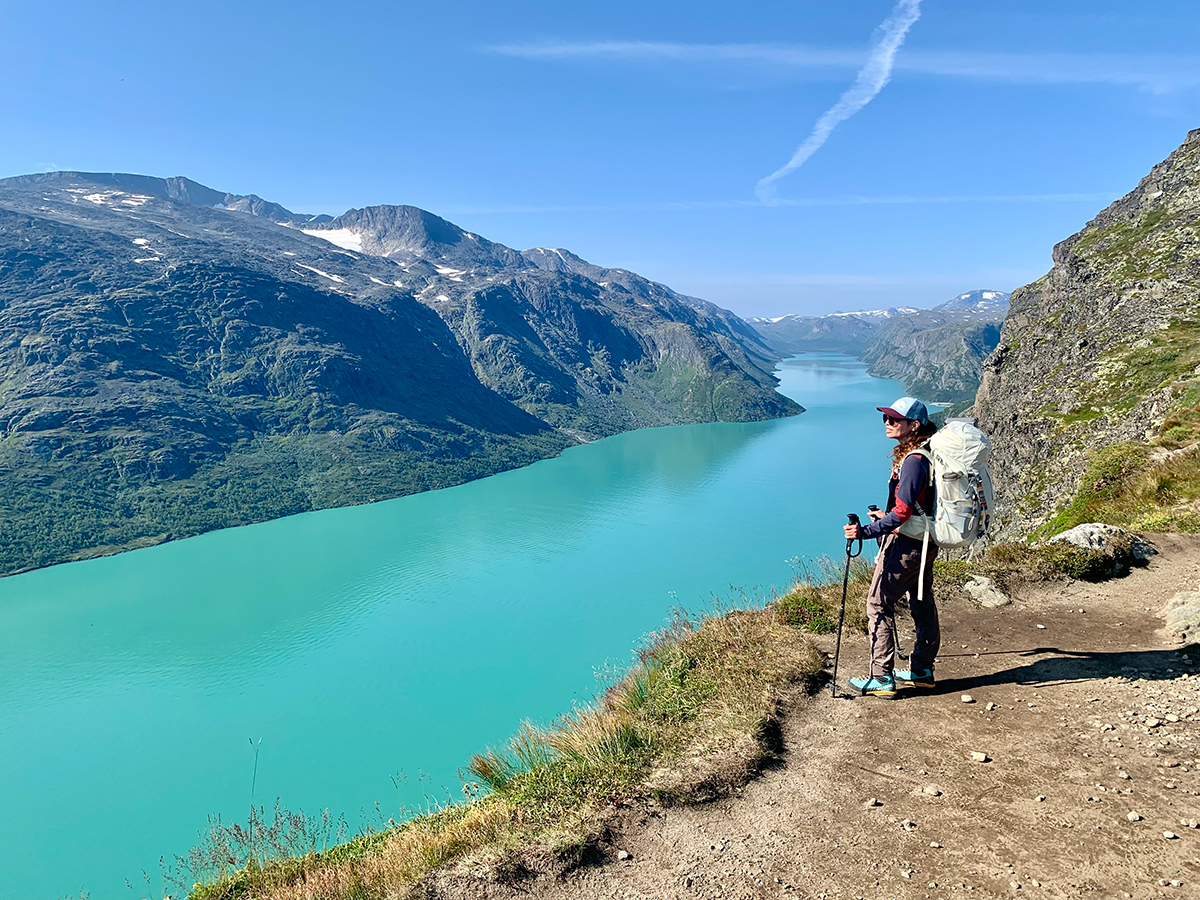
0;355;904;899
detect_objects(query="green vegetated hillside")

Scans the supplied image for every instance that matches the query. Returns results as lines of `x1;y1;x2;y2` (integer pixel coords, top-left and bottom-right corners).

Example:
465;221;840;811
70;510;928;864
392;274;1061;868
974;127;1200;537
749;290;1009;402
0;173;799;575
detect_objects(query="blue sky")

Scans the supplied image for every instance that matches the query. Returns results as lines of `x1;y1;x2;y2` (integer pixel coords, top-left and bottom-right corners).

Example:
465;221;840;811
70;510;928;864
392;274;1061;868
3;0;1198;316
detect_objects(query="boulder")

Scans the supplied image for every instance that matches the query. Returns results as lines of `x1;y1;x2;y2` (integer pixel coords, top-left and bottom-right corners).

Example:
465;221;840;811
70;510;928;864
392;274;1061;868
962;575;1011;608
1161;584;1200;641
1045;523;1156;561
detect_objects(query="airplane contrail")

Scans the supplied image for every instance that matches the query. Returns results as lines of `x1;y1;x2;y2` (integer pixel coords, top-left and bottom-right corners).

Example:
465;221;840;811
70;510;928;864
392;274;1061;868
756;0;923;204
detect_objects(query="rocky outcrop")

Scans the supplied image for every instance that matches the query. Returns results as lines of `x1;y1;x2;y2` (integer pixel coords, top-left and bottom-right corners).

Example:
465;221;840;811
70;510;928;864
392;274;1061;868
0;172;799;574
973;129;1200;536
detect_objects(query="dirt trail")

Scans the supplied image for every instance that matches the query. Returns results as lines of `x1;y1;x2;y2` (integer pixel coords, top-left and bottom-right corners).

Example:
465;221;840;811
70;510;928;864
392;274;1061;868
493;534;1200;900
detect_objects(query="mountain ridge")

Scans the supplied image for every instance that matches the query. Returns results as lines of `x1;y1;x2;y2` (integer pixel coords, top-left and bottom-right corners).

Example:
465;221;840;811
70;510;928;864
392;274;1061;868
748;291;1009;401
0;171;799;574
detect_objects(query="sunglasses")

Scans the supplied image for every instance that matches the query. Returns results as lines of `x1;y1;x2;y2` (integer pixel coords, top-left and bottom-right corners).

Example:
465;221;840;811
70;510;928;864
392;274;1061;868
882;414;907;424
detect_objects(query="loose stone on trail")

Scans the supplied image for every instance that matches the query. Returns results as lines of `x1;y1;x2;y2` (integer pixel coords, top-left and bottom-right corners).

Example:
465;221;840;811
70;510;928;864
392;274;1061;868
864;797;881;808
961;694;975;704
970;751;989;762
1127;812;1142;821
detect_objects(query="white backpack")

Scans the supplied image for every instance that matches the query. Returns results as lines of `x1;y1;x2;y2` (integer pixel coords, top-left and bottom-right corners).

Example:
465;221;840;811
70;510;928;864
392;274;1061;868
900;418;994;603
907;419;994;549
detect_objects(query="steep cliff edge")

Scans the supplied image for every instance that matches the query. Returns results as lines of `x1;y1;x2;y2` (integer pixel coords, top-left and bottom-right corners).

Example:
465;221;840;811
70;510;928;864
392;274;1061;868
974;128;1200;536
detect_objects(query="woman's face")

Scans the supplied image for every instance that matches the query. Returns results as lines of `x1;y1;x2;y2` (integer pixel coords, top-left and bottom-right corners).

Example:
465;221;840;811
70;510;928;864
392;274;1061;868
884;415;920;441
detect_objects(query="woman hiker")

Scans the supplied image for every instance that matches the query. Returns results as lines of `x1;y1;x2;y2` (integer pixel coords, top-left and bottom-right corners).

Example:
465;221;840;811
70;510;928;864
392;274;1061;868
841;396;940;699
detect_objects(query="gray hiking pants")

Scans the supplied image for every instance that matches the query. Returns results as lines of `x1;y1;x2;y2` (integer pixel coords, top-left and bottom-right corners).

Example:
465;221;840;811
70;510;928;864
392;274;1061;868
867;532;940;677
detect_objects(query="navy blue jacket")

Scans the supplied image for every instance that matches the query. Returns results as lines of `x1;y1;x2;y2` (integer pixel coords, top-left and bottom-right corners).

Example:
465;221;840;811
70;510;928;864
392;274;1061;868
860;451;934;540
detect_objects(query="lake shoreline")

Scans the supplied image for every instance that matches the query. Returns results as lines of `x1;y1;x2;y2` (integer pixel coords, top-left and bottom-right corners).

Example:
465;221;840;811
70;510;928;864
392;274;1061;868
3;354;892;900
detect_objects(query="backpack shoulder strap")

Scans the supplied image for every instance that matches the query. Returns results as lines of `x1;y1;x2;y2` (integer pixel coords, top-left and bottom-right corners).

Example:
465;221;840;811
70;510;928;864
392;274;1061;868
903;448;935;486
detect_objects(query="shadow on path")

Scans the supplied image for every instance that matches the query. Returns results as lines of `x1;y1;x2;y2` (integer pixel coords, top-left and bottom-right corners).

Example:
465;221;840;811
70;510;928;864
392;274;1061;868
928;644;1199;694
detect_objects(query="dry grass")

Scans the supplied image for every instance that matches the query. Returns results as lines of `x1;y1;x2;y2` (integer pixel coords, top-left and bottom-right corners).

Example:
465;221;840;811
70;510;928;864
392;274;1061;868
1041;439;1200;538
186;607;824;899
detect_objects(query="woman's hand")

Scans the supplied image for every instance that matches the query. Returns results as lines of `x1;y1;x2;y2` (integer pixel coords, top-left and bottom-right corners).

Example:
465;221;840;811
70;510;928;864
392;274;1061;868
868;509;885;522
843;522;861;540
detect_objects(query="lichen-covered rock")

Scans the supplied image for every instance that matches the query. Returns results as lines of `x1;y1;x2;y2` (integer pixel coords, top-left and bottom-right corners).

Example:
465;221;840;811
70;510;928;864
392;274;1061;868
1045;523;1157;561
1161;585;1200;641
962;575;1011;608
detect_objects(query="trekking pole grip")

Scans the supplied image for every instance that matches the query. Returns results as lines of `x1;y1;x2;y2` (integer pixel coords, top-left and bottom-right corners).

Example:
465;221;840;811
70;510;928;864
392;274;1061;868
846;513;863;558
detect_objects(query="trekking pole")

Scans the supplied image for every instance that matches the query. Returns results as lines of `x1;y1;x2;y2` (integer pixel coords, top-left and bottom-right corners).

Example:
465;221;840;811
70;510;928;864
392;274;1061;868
830;513;863;698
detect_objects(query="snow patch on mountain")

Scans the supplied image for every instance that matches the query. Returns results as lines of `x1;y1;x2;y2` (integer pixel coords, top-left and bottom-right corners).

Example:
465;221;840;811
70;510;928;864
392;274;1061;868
301;228;363;253
294;264;345;284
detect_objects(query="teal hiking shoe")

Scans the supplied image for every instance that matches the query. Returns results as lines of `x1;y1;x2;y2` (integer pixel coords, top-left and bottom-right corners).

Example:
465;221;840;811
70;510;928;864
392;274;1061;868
895;667;935;688
848;674;897;698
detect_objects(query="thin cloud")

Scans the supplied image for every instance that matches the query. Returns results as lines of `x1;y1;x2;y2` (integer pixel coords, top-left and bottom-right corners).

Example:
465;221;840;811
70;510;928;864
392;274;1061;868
901;50;1200;93
489;40;1200;94
757;0;922;203
487;40;860;68
697;270;1039;288
437;192;1116;215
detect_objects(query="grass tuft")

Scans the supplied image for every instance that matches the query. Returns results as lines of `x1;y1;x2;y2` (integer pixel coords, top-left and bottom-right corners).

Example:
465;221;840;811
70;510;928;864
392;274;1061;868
1039;441;1200;537
932;539;1133;596
774;556;872;634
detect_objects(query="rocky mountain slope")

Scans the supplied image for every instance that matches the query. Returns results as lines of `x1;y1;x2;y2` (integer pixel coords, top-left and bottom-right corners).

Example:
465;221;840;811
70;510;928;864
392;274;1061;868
750;290;1009;401
973;128;1200;536
861;306;1004;403
0;172;798;575
747;306;918;356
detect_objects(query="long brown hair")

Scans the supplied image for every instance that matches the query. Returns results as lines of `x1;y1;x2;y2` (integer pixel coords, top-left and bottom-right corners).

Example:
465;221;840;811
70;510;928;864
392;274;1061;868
892;420;938;469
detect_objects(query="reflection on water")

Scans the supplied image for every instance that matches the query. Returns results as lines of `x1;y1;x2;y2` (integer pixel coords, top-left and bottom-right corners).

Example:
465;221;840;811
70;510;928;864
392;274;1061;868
0;354;903;899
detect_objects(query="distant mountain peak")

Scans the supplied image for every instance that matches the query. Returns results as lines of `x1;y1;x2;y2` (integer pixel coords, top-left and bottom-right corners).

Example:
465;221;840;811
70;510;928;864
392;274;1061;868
936;289;1010;311
299;205;527;269
0;171;324;227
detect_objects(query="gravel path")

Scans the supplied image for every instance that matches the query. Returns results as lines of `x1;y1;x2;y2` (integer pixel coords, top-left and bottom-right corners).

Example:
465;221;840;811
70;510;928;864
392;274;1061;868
459;533;1200;900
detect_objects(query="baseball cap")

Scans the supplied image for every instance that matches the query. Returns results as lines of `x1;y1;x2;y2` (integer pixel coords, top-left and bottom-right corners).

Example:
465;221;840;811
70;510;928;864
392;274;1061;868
877;396;929;424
